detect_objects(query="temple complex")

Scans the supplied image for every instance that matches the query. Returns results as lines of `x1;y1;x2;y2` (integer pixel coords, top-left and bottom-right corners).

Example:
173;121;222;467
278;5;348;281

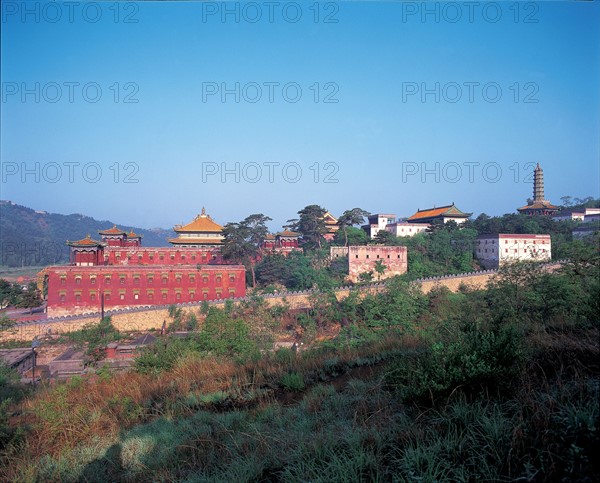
45;209;245;317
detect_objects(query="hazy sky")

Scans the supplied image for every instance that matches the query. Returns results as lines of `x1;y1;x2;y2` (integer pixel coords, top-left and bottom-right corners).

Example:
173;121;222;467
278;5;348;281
2;1;599;231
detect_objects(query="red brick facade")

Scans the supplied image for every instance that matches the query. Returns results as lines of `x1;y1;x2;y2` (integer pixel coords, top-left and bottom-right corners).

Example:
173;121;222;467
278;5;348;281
46;264;245;317
47;220;245;317
103;247;224;266
331;246;408;283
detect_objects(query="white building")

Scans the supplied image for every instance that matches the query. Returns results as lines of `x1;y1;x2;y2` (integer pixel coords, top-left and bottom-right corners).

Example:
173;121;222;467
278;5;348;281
475;234;551;269
583;208;600;223
362;214;397;238
385;222;429;237
552;210;585;222
362;214;429;239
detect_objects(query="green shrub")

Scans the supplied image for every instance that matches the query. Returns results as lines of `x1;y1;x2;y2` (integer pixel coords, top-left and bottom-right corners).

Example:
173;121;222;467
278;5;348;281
0;362;27;450
386;323;524;402
200;300;210;314
274;347;295;366
198;308;260;364
280;372;305;392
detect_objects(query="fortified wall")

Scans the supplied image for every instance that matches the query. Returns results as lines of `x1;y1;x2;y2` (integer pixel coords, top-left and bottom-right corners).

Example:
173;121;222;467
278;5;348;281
3;263;565;342
330;246;408;283
2;268;508;342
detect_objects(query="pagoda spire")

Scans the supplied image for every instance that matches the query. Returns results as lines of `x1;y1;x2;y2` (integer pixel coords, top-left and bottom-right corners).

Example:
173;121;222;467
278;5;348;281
533;163;545;202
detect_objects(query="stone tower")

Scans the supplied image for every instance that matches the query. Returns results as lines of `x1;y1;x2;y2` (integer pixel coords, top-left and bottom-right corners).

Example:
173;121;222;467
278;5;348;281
533;163;545;202
517;163;558;216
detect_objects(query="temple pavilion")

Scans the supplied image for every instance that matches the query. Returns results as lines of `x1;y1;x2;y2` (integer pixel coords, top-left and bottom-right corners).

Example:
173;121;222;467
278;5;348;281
407;203;471;224
169;208;224;248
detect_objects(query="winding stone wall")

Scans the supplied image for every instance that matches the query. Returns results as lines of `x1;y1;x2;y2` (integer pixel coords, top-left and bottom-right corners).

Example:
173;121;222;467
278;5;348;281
2;262;565;342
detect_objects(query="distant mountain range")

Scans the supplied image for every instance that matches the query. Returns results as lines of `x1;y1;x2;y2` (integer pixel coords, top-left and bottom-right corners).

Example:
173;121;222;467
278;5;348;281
0;201;174;267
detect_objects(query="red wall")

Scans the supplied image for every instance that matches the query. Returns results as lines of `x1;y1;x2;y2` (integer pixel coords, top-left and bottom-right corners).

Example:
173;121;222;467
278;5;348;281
104;247;224;266
47;265;246;315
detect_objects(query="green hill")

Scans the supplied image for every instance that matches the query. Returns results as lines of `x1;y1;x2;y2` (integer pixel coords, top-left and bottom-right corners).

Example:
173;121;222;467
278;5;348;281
0;200;174;268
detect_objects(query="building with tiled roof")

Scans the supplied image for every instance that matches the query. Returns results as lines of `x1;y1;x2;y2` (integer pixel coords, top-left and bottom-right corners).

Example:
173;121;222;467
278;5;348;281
262;230;301;254
99;225;128;247
407;203;471;224
67;234;104;247
66;235;105;266
99;225;127;236
517;164;559;216
45;208;245;317
98;225;143;247
169;208;224;247
323;212;339;241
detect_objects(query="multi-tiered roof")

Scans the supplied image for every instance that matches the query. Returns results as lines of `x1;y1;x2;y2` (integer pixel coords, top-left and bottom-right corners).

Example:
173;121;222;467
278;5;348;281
169;208;224;247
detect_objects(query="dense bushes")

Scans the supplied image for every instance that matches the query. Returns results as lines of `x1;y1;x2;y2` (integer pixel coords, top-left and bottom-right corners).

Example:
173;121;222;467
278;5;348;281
0;363;27;451
135;307;260;374
386;323;524;402
0;252;598;481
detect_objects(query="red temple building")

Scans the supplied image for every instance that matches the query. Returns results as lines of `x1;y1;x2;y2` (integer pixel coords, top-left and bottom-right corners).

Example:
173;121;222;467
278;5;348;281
323;212;339;241
45;210;245;317
262;230;302;255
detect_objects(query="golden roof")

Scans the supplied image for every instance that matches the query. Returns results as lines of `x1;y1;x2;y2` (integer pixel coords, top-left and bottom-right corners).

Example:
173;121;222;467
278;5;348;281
174;207;223;233
323;212;338;225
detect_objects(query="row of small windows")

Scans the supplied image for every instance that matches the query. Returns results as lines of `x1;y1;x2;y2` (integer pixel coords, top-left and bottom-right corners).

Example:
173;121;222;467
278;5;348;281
61;273;236;285
477;248;548;254
59;288;236;303
478;239;547;245
355;254;403;259
113;252;218;261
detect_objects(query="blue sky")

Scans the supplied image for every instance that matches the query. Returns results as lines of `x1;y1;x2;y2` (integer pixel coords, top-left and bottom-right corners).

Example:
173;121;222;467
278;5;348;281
1;1;599;231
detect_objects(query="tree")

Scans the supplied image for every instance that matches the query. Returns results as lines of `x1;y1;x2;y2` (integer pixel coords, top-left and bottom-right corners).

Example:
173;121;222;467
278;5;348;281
0;280;15;309
337;208;370;247
560;195;573;208
222;214;272;288
16;282;42;313
374;260;386;281
358;271;374;283
372;230;396;245
0;280;25;309
333;226;368;246
289;205;328;249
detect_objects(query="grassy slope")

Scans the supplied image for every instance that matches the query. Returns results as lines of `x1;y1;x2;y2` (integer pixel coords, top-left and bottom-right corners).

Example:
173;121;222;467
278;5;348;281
1;325;598;482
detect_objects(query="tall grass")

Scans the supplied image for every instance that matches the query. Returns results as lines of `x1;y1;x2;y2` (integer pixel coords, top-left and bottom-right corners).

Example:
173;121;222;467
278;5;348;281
1;260;598;481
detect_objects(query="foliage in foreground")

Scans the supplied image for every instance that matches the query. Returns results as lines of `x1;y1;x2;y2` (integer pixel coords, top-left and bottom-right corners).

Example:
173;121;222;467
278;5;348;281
0;255;598;482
